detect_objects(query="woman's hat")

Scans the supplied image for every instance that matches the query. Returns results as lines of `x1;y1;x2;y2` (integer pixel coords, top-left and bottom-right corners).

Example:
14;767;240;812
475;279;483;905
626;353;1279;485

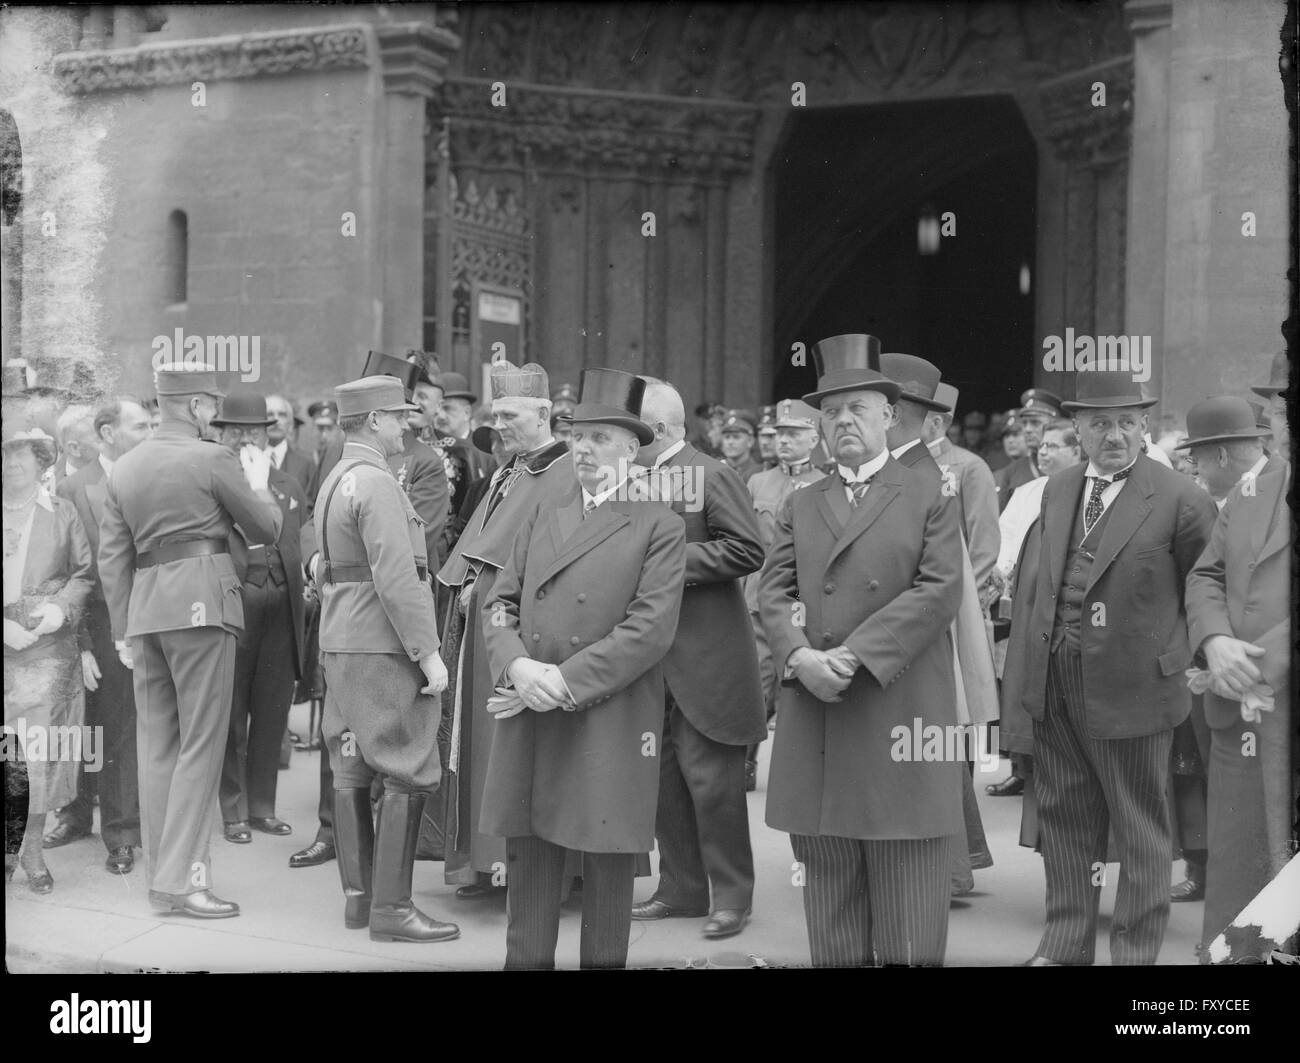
1;424;58;468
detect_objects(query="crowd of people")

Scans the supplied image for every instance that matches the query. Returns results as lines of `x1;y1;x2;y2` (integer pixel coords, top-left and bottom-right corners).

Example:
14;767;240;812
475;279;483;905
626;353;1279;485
1;340;1292;968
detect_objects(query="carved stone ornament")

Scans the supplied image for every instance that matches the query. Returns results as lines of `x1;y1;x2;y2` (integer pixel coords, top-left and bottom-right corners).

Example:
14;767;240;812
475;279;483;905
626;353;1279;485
53;25;372;94
1040;56;1134;166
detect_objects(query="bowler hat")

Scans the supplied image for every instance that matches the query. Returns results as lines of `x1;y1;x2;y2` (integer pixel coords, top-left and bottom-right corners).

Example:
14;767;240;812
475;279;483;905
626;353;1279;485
358;350;431;398
335;376;419;418
804;334;901;406
881;353;951;412
569;368;654;445
438;371;478;404
1;424;58;468
720;409;757;436
211;390;276;429
1251;350;1289;398
1174;396;1271;449
1060;372;1156;412
471;424;501;455
1018;388;1064;418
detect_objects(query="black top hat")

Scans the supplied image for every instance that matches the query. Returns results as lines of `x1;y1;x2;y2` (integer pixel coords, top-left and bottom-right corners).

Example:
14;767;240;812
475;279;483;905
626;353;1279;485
471;424;501;455
1018;388;1064;418
211;390;276;428
1251;350;1289;398
358;350;432;399
1174;396;1271;449
804;334;901;406
570;368;654;445
880;353;951;412
1060;372;1157;412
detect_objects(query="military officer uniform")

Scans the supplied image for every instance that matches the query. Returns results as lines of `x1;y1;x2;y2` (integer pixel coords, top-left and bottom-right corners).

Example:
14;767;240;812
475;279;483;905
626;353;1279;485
98;365;282;917
718;408;763;484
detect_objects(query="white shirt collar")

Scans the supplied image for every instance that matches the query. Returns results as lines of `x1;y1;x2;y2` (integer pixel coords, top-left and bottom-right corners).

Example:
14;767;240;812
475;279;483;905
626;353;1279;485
838;448;890;483
98;453;115;477
652;439;687;469
267;439;288;463
926;438;945;456
64;459;77;478
582;480;627;510
35;485;54;512
1084;455;1139;481
890;437;922;460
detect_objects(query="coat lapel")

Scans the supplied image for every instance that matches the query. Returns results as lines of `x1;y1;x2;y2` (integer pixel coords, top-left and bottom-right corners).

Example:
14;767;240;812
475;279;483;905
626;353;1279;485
1254;463;1291;564
814;473;850;537
1085;456;1155;594
825;460;902;572
537;502;630;586
1041;464;1083;596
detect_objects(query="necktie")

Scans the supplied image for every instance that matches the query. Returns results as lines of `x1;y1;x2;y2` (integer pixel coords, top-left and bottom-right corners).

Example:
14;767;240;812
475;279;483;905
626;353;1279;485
1083;465;1132;534
839;473;873;507
270;448;281;469
583;499;597;520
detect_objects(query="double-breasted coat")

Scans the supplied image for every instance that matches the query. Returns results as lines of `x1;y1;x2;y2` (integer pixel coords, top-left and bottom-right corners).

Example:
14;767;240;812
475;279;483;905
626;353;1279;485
759;457;966;839
480;493;686;853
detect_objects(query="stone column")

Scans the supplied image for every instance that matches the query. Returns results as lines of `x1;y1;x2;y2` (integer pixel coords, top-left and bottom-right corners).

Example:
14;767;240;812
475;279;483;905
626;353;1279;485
376;22;458;355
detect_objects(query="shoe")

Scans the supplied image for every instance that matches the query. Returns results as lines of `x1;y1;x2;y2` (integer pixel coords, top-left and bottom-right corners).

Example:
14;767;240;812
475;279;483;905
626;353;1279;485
23;864;54;894
1022;955;1062;966
631;898;709;920
702;908;750;939
985;776;1025;797
744;762;757;793
42;820;92;849
367;793;460;943
149;889;240;919
223;820;252;843
334;788;374;929
1170;877;1205;902
105;846;134;874
249;816;292;836
289;840;335;868
455;879;506;900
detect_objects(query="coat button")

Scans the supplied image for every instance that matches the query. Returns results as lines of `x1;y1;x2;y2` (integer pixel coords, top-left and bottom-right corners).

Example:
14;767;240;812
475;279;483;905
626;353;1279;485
577;593;586;602
824;583;834;594
1041;633;1049;641
532;633;541;642
570;636;580;645
823;632;833;643
536;590;546;599
868;580;879;590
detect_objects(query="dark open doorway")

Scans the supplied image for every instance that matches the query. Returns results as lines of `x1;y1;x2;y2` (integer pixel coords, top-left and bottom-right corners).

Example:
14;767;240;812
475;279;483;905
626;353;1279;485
769;96;1037;423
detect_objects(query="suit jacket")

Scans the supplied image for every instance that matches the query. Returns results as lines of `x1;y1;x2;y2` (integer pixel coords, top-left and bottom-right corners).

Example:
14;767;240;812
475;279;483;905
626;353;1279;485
229;465;309;676
1004;453;1218;739
929;437;1000;589
657;442;767;746
275;443;317;498
1186;461;1291;727
56;459;110;600
311;441;439;662
480;493;686;852
759;456;965;839
994;453;1038;512
98;422;282;641
721;453;763;485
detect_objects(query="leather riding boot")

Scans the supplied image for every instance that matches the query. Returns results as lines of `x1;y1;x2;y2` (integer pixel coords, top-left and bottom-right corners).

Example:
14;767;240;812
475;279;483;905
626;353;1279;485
333;788;374;929
369;792;460;943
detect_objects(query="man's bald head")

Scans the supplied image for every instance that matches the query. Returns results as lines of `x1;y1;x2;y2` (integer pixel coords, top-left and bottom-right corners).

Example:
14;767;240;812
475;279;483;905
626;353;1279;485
638;378;686;461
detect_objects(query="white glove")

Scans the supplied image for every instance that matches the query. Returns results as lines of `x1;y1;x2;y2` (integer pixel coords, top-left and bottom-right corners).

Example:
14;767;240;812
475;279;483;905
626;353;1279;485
3;618;37;651
115;639;134;670
81;650;102;692
240;444;272;492
29;601;65;636
419;652;449;696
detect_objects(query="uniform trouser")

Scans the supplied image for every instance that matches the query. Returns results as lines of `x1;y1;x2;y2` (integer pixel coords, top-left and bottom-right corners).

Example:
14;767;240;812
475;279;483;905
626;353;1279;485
653;692;755;912
1202;718;1274;948
790;834;952;967
220;579;296;822
321;651;440;795
1033;646;1173;965
133;627;236;896
60;599;141;851
504;835;635;970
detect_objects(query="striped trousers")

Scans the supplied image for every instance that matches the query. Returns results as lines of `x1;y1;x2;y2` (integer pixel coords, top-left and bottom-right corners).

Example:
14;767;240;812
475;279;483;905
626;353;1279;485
790;833;952;967
503;835;635;970
1033;647;1173;965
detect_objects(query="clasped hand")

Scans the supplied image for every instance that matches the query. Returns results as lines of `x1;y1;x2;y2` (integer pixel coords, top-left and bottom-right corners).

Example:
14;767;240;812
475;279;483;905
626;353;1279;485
791;646;858;703
1202;634;1265;698
506;657;571;714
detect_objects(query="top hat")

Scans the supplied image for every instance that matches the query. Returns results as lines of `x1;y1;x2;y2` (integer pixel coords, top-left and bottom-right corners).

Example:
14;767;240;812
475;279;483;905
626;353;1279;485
308;399;339;422
155;362;226;398
438;371;478;404
405;349;440;378
211;389;276;429
720;409;757;436
881;353;951;412
804;334;901;406
335;376;419;418
1174;396;1271;450
1060;372;1156;412
934;383;959;414
773;398;818;430
490;360;549;401
1251;350;1289;398
1;423;58;468
568;368;653;445
358;350;431;399
470;424;501;455
1018;388;1065;418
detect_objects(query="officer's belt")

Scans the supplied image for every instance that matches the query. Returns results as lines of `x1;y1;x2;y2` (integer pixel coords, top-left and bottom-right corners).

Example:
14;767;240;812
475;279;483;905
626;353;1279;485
135;539;229;569
320;559;428;584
